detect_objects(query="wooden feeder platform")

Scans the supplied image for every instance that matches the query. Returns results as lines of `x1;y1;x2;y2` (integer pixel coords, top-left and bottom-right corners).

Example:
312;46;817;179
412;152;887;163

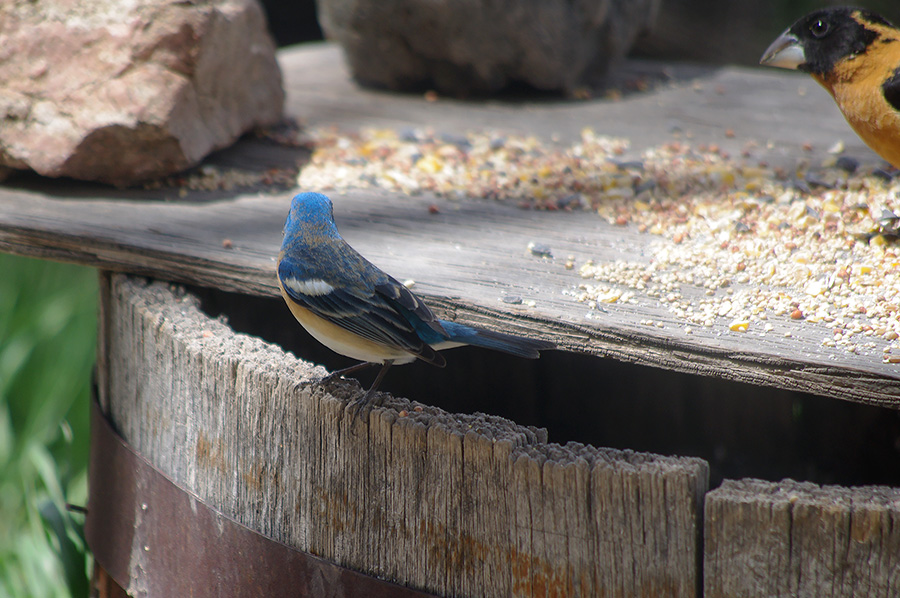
2;43;899;597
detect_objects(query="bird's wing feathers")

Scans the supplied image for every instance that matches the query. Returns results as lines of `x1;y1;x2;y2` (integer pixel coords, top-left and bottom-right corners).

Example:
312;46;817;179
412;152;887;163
278;255;444;363
374;280;447;338
882;67;900;112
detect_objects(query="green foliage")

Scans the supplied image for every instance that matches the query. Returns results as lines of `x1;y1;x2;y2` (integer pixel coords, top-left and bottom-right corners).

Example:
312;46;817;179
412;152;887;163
0;255;97;598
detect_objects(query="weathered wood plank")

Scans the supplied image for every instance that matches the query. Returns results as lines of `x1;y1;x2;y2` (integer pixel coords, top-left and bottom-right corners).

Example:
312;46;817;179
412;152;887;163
103;273;707;597
705;478;900;598
3;43;900;408
6;181;896;407
281;44;867;164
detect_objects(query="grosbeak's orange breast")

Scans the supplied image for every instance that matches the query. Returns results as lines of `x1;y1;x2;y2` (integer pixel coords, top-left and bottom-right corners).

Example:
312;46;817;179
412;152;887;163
817;28;900;169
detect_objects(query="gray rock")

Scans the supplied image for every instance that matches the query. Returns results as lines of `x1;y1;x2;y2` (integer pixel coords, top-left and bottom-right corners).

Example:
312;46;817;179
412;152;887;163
0;0;284;187
316;0;660;95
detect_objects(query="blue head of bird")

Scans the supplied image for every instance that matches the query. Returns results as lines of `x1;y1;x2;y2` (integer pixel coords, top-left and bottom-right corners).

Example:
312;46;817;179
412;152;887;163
283;192;339;244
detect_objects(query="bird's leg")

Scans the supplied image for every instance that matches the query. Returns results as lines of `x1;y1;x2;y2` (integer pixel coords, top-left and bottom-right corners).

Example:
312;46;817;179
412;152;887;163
348;360;394;419
321;361;376;384
367;360;393;396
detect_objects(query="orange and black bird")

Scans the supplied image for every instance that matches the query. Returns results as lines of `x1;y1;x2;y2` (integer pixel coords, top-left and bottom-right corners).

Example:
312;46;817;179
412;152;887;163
761;7;900;169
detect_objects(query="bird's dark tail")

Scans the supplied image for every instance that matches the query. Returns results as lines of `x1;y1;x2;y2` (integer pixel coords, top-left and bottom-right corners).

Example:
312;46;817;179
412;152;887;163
440;321;555;358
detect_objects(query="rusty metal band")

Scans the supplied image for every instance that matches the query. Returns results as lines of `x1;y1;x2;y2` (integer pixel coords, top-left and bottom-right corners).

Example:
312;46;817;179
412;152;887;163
85;399;439;598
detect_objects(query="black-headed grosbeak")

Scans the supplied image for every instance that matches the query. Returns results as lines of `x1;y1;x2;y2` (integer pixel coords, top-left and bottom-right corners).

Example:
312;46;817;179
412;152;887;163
761;7;900;168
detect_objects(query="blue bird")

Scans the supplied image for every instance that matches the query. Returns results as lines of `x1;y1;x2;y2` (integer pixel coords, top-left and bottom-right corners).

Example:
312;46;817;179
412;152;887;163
277;192;555;413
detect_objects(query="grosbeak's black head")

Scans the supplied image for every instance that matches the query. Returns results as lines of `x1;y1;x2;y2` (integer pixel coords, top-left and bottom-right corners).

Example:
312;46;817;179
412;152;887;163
761;7;893;77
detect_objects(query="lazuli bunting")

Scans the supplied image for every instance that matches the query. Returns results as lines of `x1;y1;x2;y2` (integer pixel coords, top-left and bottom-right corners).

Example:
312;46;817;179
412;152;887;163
277;192;555;413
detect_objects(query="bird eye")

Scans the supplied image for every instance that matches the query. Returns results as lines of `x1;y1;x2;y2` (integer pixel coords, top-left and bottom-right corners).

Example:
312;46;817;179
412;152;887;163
809;19;829;38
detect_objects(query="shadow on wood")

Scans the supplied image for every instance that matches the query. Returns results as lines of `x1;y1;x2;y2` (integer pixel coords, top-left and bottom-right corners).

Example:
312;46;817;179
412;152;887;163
194;285;900;489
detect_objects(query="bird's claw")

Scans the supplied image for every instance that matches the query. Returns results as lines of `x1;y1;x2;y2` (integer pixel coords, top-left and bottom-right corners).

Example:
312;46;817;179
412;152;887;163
347;388;383;421
319;371;344;386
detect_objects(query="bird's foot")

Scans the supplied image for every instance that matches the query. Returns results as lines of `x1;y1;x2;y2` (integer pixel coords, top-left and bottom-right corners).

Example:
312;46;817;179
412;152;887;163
345;360;393;421
319;371;345;386
312;361;393;420
346;388;383;421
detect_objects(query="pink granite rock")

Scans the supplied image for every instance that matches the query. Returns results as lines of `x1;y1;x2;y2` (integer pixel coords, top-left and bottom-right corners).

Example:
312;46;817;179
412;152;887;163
0;0;284;186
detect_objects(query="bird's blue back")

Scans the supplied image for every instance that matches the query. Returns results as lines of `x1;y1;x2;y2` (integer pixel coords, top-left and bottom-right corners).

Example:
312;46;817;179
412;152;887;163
279;192;449;363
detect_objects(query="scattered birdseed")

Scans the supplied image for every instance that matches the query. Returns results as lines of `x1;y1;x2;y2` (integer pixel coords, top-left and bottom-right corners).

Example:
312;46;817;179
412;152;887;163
567;136;900;362
835;156;860;174
729;320;750;332
527;242;553;258
296;126;900;364
299;127;629;206
828;140;845;155
144;164;298;193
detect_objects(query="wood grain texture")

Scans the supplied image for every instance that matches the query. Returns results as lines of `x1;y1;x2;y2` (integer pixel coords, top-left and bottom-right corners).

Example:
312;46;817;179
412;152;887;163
705;478;900;598
282;44;868;163
103;274;708;597
3;182;896;408
2;43;898;408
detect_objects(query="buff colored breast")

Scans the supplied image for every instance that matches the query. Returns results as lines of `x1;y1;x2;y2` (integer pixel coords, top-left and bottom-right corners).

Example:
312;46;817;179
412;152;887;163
277;278;418;364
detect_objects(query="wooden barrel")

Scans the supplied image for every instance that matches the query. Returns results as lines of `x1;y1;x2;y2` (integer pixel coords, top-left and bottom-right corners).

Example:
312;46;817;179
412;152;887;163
88;273;708;597
87;272;900;597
